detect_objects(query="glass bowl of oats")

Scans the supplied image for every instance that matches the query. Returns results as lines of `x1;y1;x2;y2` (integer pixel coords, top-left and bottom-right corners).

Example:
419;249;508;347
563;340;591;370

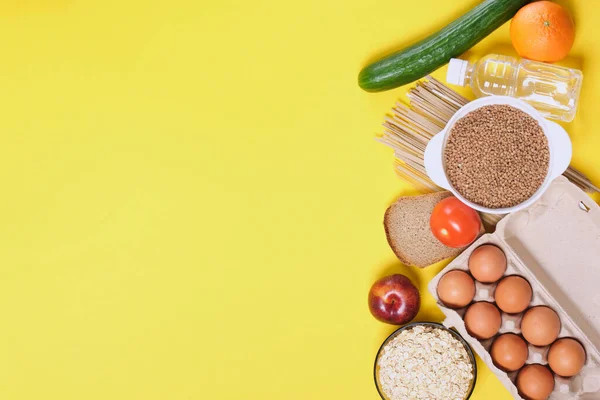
374;322;477;400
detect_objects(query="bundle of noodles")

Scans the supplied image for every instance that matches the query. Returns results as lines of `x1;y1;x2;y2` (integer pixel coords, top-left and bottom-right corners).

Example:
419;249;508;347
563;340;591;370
377;76;599;227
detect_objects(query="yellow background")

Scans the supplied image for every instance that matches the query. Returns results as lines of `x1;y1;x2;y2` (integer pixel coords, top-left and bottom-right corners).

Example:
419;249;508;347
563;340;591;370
0;0;596;399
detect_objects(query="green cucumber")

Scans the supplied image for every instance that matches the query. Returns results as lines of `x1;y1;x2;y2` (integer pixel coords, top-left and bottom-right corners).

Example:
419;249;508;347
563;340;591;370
358;0;531;92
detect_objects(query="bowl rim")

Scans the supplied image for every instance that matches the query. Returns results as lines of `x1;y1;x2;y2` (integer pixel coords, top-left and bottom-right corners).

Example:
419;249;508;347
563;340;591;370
373;321;478;400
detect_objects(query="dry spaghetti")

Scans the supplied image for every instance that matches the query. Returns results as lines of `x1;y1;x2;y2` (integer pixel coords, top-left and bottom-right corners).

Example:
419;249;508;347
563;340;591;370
377;76;599;226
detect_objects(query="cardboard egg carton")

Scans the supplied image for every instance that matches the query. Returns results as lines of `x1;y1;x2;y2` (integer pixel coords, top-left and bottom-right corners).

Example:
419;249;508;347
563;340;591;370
428;177;600;399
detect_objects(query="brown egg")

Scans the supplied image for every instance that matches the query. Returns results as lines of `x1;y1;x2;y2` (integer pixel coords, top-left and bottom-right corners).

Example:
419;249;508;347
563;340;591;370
548;338;586;377
437;270;475;308
468;245;507;283
491;333;528;371
494;276;532;314
517;364;555;400
521;306;561;346
464;302;502;340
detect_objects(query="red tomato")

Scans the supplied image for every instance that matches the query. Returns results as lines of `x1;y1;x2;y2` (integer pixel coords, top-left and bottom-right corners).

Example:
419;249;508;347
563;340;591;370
430;197;481;248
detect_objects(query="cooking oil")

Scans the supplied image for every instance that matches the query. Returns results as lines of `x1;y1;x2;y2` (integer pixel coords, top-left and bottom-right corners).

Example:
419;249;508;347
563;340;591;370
447;54;583;122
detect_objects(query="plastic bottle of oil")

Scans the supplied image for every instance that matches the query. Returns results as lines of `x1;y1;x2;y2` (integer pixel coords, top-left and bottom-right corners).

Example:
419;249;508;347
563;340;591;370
446;54;583;122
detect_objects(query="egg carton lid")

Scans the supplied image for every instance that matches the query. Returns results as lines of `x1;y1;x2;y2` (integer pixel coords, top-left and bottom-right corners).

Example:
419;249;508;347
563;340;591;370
494;176;600;352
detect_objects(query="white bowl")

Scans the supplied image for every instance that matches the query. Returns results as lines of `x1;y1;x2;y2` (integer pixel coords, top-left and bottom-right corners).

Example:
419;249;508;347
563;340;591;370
424;96;572;214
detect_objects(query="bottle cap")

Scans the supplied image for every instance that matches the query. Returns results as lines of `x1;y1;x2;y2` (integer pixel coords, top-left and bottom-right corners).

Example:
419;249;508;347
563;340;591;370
447;58;469;86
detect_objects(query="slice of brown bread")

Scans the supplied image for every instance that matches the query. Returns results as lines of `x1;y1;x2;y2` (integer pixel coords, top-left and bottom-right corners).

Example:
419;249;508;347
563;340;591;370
384;191;480;268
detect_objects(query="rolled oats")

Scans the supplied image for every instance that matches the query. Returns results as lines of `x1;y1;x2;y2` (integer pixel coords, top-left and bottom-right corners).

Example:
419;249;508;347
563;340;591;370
376;325;474;400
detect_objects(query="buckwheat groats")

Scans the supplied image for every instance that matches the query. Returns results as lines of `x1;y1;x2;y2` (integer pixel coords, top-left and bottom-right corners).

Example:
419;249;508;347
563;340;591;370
444;105;550;209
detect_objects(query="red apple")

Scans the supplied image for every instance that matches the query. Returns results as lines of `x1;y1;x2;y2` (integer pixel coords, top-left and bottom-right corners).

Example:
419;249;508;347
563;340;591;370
368;274;420;325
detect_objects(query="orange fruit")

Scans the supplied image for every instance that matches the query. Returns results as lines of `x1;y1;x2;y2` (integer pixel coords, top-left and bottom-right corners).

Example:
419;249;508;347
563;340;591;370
510;1;574;62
